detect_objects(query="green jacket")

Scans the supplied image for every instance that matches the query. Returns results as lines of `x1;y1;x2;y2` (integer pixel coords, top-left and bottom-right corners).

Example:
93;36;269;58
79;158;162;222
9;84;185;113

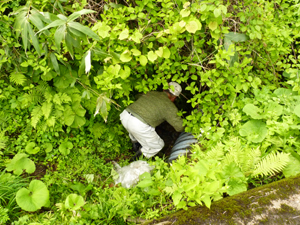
126;91;184;132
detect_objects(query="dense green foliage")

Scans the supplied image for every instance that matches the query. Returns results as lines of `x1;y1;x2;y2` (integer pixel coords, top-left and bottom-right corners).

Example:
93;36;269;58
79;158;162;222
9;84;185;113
1;0;300;223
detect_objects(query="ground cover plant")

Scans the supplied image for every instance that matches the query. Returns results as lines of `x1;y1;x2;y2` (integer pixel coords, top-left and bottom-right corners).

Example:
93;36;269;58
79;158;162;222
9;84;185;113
1;0;300;224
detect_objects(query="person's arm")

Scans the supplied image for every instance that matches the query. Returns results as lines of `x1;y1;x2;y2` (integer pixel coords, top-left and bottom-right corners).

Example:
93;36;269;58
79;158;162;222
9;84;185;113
165;105;184;132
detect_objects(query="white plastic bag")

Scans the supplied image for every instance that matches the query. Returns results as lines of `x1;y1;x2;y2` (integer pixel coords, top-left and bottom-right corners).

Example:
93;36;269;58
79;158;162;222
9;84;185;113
112;160;154;188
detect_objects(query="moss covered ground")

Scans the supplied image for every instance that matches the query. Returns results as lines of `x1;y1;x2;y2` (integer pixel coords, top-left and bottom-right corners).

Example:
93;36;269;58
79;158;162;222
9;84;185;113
145;175;300;225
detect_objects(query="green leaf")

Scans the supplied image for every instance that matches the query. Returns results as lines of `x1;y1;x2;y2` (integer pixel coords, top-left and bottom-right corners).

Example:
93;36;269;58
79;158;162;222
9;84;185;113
67;9;96;22
28;23;41;55
214;8;222;17
265;102;283;117
94;95;110;122
120;50;132;62
224;32;249;42
227;179;247;196
37;19;66;34
59;141;73;156
93;22;110;38
29;9;46;30
155;47;163;57
71;115;86;128
64;106;75;126
43;143;53;153
147;51;157;62
140;55;148;66
16;180;49;212
130;30;143;43
6;153;35;175
25;142;40;154
239;120;268;143
65;32;74;59
208;21;218;31
68;21;100;41
137;179;153;188
21;20;29;52
54;25;66;52
243;104;263;119
50;53;60;74
294;104;300;117
283;155;300;177
162;46;171;59
120;66;131;79
186;21;198;34
201;195;211;208
172;191;182;206
223;162;245;179
119;28;129;40
65;194;85;211
180;8;190;17
131;49;141;56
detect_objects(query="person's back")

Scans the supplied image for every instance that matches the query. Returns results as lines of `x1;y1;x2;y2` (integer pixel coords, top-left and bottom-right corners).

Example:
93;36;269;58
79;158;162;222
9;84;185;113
126;91;183;131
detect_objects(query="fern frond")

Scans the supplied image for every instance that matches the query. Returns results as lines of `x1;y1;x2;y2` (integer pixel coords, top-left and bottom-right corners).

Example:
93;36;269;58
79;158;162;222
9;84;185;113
10;71;26;86
31;106;42;128
205;142;225;160
44;91;53;103
46;116;56;127
28;89;43;105
243;147;261;172
41;102;53;119
252;152;290;177
222;137;241;165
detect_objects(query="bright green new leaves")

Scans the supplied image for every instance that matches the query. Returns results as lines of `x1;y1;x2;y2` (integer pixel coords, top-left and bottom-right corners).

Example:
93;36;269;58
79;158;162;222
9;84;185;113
119;28;129;40
119;66;131;80
186;20;199;33
120;50;132;62
94;94;113;122
131;49;141;56
93;21;111;38
59;141;73;156
6;153;35;175
65;194;85;211
130;30;143;43
147;51;158;62
139;55;148;66
25;142;40;154
239;120;268;143
16;180;49;212
155;46;171;59
208;21;218;31
180;8;190;18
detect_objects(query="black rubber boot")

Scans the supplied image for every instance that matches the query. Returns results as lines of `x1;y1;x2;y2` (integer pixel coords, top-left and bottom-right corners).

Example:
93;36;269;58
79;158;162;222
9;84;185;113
130;149;142;162
131;141;141;152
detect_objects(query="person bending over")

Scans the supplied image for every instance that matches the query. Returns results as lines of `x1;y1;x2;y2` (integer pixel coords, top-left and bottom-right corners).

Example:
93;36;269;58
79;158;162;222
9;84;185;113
120;82;184;160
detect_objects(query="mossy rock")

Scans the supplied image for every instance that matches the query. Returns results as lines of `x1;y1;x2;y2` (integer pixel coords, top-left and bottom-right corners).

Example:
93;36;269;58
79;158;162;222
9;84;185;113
144;174;300;225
